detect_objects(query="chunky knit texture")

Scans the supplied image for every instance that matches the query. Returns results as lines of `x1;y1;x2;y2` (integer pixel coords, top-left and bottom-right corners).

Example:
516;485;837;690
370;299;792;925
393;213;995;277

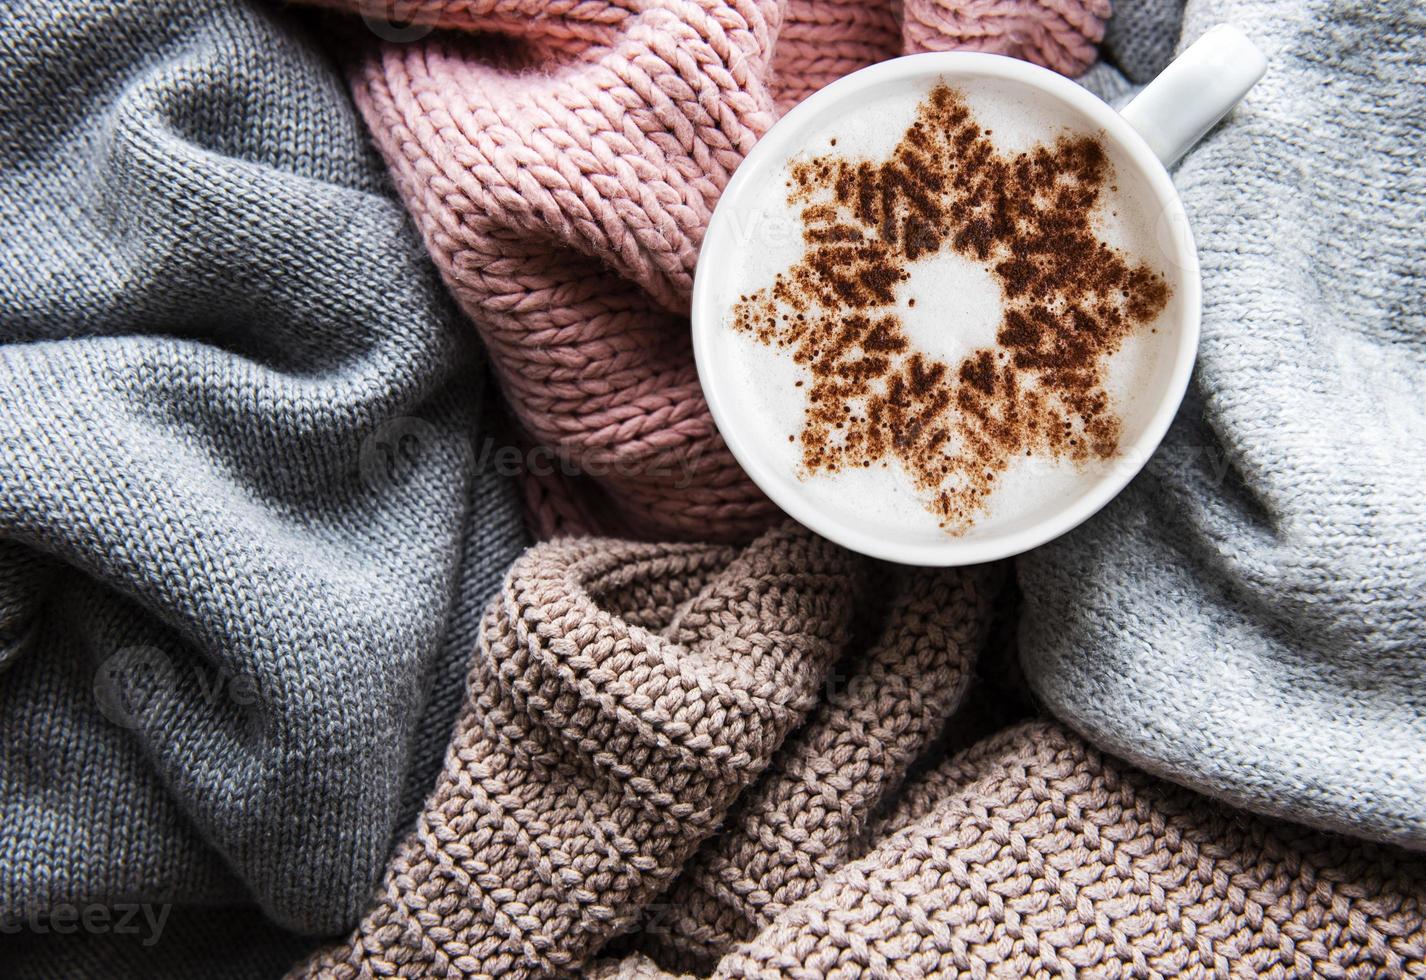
595;722;1426;978
642;563;1000;972
0;0;527;963
302;0;1110;540
291;525;1426;978
718;721;1426;977
287;525;1009;977
1018;0;1426;851
291;525;871;977
7;0;1425;975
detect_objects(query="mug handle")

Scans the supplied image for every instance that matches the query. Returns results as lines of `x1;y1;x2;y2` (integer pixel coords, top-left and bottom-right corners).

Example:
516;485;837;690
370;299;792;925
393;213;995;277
1119;24;1268;168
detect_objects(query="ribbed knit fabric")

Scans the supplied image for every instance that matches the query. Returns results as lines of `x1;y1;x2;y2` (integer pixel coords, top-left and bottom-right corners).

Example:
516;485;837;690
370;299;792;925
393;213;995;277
290;524;872;977
289;524;1426;978
641;563;1000;973
1017;0;1426;851
0;0;527;964
298;0;1111;540
594;721;1426;978
721;721;1426;977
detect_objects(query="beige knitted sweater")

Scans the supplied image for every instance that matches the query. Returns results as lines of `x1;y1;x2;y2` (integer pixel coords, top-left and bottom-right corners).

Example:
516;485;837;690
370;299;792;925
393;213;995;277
292;526;1426;979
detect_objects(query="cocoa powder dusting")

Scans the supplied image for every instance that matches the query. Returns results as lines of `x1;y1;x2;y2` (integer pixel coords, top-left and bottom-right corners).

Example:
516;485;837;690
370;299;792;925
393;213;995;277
732;83;1171;533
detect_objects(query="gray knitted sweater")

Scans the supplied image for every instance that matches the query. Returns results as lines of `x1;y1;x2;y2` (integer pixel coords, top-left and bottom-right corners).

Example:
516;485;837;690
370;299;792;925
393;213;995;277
1020;0;1426;850
0;0;526;965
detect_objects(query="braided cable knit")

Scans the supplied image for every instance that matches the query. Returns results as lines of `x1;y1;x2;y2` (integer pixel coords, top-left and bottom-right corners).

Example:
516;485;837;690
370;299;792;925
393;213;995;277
302;0;1110;539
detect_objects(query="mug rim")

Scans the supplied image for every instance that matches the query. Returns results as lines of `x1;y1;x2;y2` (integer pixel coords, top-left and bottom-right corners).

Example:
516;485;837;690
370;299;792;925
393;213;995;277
692;51;1201;566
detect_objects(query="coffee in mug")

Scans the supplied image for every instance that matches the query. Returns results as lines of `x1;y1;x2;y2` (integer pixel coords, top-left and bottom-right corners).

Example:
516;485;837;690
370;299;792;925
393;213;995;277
693;28;1267;565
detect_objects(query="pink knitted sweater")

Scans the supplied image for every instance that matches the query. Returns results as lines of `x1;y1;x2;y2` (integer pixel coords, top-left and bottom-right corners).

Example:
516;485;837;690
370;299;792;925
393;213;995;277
317;0;1110;539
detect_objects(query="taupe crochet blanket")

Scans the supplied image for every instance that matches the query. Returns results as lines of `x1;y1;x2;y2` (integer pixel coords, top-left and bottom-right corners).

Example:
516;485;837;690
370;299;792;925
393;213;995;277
292;526;1426;978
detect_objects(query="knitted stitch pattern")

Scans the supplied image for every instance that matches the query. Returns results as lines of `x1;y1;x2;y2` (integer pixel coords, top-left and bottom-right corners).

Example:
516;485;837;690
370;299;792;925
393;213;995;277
302;0;1110;539
596;722;1426;978
642;563;1000;972
0;0;527;950
719;721;1426;977
1017;0;1426;851
289;524;870;978
288;523;1426;978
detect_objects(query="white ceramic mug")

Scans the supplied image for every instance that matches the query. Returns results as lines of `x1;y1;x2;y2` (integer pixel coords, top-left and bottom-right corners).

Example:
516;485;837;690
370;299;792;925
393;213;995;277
692;25;1267;565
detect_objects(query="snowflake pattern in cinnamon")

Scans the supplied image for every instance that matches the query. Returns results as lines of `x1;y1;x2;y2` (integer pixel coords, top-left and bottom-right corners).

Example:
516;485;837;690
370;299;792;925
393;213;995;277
732;83;1171;532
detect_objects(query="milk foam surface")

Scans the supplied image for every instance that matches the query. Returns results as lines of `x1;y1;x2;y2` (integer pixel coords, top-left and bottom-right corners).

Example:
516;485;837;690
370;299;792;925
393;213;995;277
718;76;1179;541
